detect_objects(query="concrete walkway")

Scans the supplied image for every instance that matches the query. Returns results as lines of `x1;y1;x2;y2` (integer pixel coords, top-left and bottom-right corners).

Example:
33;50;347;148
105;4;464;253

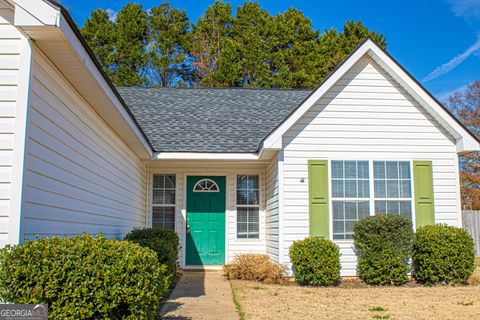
161;271;239;320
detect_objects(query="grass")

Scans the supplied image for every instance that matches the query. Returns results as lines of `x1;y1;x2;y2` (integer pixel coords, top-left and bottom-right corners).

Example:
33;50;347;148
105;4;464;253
369;307;387;312
230;260;480;320
230;280;246;320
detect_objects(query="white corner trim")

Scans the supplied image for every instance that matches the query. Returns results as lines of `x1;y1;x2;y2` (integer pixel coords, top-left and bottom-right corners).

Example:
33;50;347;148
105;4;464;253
277;151;285;264
8;36;32;245
262;39;480;153
154;152;260;161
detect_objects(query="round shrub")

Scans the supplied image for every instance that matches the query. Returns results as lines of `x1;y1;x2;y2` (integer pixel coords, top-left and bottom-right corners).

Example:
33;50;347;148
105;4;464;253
289;237;340;286
353;214;413;285
224;254;287;284
0;234;166;319
124;228;179;286
413;225;475;285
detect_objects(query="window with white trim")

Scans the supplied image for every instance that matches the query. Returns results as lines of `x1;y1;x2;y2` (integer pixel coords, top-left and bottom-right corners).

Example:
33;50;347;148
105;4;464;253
331;160;370;240
152;174;176;231
236;175;259;239
373;161;412;219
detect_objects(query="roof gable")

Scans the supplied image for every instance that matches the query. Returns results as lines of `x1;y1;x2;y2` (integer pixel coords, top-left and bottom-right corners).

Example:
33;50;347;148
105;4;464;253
262;38;480;153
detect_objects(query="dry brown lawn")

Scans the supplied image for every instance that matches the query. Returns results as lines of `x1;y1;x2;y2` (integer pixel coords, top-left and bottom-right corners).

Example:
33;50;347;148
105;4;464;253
231;259;480;320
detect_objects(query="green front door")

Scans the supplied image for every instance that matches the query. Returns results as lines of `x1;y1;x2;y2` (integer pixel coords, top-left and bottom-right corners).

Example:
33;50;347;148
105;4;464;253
186;176;226;265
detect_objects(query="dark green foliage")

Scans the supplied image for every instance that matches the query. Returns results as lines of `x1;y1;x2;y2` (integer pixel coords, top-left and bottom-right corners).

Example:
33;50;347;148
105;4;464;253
148;2;192;87
81;1;387;89
191;0;234;85
81;9;116;74
413;225;475;285
353;214;413;285
124;228;179;287
112;3;149;86
0;234;166;319
289;237;341;286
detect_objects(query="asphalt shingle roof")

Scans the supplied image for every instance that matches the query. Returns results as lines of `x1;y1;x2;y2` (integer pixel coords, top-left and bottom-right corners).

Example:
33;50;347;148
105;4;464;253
117;87;311;153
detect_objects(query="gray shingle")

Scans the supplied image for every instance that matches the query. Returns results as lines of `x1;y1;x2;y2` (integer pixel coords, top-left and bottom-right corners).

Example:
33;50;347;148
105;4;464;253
117;87;311;153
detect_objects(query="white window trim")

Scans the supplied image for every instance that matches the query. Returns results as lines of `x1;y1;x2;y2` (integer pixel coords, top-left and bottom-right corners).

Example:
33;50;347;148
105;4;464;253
329;159;417;243
235;174;261;240
151;173;177;231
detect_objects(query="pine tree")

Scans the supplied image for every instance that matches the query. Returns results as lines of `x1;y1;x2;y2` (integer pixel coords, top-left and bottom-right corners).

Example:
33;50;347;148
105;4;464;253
148;2;192;87
268;8;321;88
191;0;234;86
111;3;149;86
81;9;116;76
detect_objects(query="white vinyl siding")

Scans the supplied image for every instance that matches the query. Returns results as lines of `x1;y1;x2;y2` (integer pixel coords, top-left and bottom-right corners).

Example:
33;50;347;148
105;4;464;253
281;55;460;276
0;1;26;247
147;161;266;266
265;153;280;262
19;47;147;240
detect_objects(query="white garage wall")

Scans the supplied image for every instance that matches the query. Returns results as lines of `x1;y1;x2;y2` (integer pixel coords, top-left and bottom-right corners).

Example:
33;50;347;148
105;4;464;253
20;46;148;240
281;55;460;275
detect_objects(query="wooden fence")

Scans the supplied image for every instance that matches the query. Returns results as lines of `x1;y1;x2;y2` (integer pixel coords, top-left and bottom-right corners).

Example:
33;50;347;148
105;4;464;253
462;210;480;257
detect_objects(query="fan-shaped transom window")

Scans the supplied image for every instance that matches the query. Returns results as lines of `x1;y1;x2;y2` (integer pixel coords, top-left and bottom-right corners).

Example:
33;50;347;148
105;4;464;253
193;179;220;192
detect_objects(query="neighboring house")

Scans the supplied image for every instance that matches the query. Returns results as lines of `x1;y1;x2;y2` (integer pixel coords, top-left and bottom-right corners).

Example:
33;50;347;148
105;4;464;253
1;0;479;275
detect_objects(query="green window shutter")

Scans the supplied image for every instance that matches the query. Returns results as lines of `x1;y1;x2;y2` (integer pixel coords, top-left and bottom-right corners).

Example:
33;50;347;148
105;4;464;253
308;160;329;238
413;160;435;227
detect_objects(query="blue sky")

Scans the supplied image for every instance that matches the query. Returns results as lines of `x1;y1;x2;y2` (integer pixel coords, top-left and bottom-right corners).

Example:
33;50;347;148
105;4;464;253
60;0;480;100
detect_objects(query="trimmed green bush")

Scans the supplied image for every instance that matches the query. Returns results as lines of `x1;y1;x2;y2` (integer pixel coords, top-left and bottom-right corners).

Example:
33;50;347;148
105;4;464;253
413;224;475;285
124;228;179;286
0;234;166;319
289;237;340;286
353;214;413;285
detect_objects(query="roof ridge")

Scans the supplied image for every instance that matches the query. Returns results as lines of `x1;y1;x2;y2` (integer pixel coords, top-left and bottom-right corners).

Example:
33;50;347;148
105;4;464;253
117;86;313;92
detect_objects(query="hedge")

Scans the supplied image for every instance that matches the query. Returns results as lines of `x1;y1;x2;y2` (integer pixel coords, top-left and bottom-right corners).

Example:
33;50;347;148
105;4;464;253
353;214;413;285
289;237;340;286
413;225;475;285
0;234;166;319
124;228;179;287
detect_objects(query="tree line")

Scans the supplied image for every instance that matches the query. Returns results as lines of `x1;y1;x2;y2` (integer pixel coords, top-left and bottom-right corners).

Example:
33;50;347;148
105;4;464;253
445;81;480;210
81;1;386;88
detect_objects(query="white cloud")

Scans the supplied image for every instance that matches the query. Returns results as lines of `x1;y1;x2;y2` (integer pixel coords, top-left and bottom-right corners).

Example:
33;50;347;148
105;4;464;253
422;36;480;82
106;8;117;22
448;0;480;20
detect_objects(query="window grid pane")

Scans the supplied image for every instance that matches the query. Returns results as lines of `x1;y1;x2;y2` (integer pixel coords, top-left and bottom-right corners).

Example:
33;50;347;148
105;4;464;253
332;200;370;240
152;174;176;231
373;161;412;220
331;161;370;240
331;161;370;199
237;175;260;239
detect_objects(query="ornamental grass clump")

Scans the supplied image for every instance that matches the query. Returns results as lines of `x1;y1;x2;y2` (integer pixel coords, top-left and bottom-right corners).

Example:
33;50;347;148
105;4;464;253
413;225;475;285
353;214;413;285
224;254;288;284
289;237;341;286
0;234;166;319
